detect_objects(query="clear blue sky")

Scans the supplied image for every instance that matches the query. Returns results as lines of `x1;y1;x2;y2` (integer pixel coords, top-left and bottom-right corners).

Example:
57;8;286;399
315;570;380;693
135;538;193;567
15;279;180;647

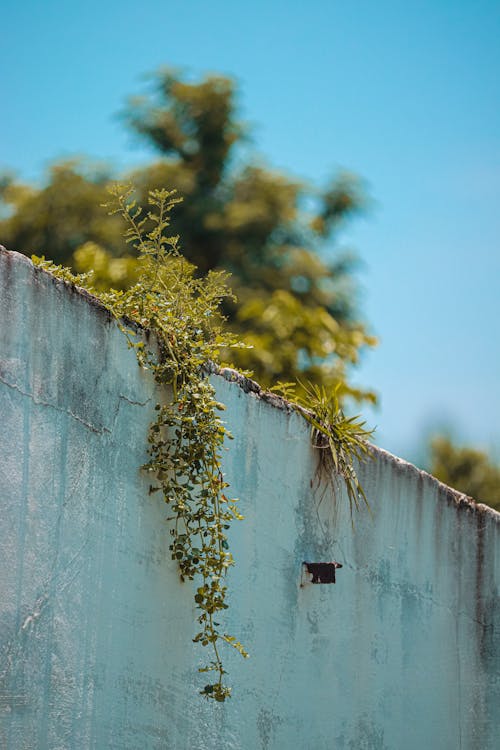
2;0;499;462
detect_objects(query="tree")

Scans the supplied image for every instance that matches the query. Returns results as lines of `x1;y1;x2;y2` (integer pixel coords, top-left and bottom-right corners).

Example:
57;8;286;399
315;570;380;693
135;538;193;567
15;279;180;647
0;69;376;400
429;436;500;511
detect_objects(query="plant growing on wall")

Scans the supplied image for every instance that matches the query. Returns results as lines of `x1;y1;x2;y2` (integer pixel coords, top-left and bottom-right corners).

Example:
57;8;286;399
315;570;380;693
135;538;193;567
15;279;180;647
287;382;373;515
34;186;248;701
32;184;373;701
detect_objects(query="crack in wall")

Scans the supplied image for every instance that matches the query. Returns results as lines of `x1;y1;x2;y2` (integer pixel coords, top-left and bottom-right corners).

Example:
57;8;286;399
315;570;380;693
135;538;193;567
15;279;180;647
0;375;152;437
118;394;151;407
0;374;111;435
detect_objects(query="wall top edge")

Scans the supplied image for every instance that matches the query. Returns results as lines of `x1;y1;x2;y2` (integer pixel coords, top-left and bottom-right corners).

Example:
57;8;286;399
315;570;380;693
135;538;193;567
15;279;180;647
1;246;498;523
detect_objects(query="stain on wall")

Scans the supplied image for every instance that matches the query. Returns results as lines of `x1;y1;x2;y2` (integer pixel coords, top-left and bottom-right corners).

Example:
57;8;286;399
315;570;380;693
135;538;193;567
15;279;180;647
1;248;499;749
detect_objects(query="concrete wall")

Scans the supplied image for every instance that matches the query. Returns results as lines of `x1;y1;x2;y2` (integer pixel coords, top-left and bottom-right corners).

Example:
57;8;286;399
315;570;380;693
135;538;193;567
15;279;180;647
0;247;499;750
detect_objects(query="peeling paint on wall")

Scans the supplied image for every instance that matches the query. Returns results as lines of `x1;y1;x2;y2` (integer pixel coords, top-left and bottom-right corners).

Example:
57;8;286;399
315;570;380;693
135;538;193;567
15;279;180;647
1;247;499;749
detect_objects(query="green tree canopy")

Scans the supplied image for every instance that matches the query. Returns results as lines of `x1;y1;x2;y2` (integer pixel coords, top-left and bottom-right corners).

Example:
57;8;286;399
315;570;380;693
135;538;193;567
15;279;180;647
0;69;376;400
429;436;500;512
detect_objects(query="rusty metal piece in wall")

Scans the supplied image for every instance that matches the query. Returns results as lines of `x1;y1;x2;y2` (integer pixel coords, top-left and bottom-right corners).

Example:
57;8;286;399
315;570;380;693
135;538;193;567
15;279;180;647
302;561;343;584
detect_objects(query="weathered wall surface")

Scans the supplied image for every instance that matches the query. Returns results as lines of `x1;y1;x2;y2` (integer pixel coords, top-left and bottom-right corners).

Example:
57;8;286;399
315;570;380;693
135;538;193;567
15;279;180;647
0;247;499;750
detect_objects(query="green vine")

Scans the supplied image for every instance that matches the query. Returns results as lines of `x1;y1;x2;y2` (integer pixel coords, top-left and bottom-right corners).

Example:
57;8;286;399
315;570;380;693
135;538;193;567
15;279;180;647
31;184;373;702
33;185;248;701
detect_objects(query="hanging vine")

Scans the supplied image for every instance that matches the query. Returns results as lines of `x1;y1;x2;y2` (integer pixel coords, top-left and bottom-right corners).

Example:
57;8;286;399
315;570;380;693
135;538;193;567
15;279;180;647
33;185;248;701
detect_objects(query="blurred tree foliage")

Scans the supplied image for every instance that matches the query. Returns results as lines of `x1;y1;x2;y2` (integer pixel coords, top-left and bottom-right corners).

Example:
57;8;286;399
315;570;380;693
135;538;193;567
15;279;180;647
429;436;500;511
0;69;376;400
